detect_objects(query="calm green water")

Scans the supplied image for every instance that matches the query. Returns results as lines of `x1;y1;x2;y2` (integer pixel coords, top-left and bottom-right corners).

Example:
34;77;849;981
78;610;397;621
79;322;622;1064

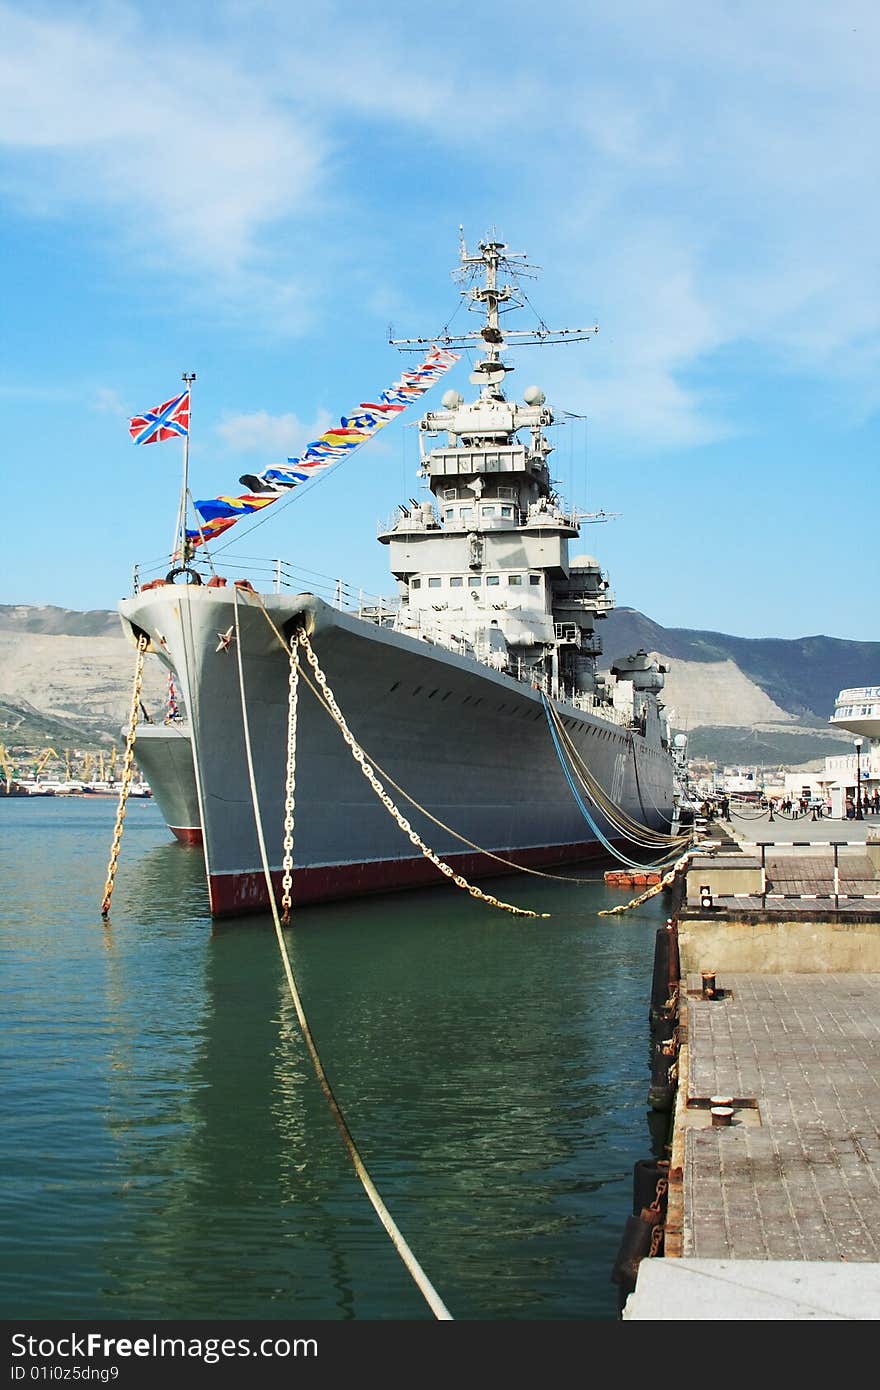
0;797;669;1321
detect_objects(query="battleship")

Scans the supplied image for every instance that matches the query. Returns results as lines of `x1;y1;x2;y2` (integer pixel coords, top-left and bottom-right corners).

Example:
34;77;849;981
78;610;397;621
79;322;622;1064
120;237;679;917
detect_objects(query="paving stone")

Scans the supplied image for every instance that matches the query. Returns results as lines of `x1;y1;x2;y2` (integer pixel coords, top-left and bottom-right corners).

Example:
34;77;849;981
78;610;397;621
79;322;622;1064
682;973;880;1263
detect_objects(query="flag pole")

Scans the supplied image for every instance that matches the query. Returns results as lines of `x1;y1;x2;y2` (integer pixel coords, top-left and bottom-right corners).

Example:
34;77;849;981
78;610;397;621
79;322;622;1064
176;371;196;564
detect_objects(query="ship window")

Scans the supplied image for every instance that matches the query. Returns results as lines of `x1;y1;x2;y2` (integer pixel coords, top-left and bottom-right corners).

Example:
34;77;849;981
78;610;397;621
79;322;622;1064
501;506;513;517
428;577;442;589
487;575;500;586
460;506;474;519
482;505;496;516
444;508;454;520
443;488;458;501
529;574;541;585
499;487;516;500
508;574;523;585
449;576;463;587
468;576;481;587
411;578;420;589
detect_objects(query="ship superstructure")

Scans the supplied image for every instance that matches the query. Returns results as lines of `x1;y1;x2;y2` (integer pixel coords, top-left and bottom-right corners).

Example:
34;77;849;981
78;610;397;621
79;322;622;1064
380;237;655;728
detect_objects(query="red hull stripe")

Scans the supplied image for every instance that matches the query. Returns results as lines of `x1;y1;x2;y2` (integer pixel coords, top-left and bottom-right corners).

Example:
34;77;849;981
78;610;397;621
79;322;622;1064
170;826;203;846
207;840;637;917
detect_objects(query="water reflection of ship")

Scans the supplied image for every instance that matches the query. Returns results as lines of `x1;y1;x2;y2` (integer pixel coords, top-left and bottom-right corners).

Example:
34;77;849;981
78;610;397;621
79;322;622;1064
98;909;361;1317
168;887;652;1316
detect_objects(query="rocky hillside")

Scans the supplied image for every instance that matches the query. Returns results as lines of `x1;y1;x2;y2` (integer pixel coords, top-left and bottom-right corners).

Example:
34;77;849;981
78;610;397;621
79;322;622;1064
0;606;168;751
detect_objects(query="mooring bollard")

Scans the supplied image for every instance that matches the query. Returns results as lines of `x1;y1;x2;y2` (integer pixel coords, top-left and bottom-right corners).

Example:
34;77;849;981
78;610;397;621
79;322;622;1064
701;970;717;1000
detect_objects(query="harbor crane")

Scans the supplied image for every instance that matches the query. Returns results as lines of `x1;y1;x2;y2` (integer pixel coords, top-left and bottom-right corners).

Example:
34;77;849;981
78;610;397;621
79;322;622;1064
34;748;60;779
0;743;14;795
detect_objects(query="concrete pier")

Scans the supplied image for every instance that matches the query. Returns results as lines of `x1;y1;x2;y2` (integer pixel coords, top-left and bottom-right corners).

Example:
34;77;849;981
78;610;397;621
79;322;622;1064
623;814;880;1319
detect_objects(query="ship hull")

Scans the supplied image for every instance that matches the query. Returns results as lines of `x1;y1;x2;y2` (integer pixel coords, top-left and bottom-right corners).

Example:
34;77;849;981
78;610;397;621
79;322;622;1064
132;722;202;844
121;587;676;917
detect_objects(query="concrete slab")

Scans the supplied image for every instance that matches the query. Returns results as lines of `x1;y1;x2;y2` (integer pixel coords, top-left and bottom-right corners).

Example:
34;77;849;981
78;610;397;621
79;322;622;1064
623;1258;880;1320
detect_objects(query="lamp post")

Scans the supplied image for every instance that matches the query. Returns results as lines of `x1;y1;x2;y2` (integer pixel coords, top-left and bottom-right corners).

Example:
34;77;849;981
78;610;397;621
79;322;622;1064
855;739;863;820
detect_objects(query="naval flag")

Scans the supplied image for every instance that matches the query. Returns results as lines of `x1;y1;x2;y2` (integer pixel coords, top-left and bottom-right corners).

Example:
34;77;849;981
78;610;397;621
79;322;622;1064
129;390;191;445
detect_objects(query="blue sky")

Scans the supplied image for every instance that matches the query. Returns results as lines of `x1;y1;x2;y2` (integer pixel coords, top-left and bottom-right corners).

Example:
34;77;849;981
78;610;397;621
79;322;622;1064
1;0;877;639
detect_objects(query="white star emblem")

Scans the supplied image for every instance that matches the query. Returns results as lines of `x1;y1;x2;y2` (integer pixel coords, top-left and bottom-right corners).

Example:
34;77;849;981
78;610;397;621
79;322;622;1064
216;626;235;653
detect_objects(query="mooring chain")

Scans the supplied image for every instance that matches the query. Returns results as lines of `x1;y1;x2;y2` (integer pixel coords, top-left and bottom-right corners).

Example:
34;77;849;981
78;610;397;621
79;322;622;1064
647;1176;669;1257
101;634;148;916
280;637;299;925
296;632;546;919
597;848;693;919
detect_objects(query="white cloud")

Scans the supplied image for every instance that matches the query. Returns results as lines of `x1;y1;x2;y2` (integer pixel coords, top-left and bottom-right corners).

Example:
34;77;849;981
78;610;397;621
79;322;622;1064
216;408;332;455
0;3;326;274
93;387;127;417
1;0;877;445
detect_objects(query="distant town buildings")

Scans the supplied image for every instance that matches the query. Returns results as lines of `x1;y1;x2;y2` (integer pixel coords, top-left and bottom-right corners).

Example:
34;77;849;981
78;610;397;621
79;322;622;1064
692;685;879;818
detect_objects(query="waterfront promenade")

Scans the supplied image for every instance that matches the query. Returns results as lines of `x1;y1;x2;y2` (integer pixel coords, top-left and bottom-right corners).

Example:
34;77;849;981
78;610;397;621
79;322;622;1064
726;807;880;847
624;814;880;1320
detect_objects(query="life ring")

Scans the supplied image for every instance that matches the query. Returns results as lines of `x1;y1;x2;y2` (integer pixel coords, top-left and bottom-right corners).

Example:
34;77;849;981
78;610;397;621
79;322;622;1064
165;566;203;585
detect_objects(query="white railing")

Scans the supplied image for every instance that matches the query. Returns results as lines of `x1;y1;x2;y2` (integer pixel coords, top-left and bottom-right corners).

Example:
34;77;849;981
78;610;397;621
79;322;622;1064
836;687;880;703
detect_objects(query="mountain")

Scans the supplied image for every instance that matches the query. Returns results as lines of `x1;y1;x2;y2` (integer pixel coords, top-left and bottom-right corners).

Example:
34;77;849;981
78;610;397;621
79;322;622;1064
0;604;121;638
0;603;874;768
601;609;880;722
600;607;877;768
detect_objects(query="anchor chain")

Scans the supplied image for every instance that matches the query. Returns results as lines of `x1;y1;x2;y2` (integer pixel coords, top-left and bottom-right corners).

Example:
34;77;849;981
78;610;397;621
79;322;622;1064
297;631;546;919
281;637;299;925
101;633;148;916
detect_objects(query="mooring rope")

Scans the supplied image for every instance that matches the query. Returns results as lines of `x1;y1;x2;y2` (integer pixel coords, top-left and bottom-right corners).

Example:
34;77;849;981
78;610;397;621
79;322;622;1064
101;633;148;917
542;695;681;872
545;700;676;848
230;589;453;1321
547;700;689;850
